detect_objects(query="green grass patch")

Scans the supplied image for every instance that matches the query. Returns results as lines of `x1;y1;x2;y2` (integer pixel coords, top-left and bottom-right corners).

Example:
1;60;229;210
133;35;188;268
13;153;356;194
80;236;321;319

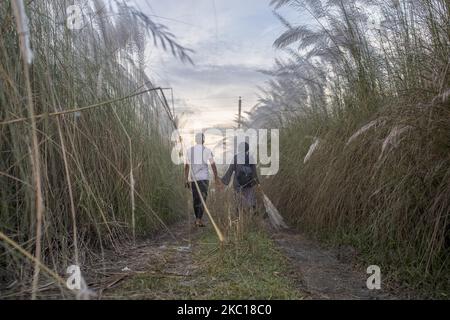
109;230;303;300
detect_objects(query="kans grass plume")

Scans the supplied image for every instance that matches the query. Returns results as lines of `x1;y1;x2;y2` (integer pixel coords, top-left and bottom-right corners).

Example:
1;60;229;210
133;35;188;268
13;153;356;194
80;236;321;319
262;192;288;230
249;0;449;296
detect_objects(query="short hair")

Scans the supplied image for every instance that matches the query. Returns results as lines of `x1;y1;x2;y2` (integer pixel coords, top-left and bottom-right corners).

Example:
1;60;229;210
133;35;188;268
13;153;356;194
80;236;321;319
195;132;205;144
239;142;249;153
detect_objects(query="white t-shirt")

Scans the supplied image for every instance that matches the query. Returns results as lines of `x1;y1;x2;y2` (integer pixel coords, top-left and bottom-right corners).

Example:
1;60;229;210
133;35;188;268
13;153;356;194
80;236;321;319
186;144;214;182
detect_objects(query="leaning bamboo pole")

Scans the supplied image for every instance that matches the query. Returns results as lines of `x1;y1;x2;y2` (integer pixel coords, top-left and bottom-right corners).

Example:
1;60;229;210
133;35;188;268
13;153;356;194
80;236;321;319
112;107;136;243
0;231;69;292
0;87;167;126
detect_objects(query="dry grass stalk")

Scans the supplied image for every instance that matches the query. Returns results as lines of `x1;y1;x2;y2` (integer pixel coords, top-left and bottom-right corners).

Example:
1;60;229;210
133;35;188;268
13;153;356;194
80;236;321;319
11;0;45;299
251;0;449;295
1;0;190;297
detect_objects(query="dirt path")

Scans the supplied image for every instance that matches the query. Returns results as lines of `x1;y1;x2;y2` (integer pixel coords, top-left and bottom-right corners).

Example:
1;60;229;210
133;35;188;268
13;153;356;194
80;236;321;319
271;228;395;300
86;220;395;299
86;221;199;299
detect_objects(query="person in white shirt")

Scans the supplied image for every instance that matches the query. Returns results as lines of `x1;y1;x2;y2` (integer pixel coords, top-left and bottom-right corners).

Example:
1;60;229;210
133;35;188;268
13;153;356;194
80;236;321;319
184;133;221;227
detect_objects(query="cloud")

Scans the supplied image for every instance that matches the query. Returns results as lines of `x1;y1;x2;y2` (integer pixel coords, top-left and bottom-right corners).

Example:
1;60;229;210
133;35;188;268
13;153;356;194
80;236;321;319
168;63;267;85
135;0;288;128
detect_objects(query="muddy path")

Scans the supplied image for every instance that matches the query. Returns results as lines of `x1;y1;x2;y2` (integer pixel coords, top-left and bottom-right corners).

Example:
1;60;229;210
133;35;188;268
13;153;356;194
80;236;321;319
271;228;395;300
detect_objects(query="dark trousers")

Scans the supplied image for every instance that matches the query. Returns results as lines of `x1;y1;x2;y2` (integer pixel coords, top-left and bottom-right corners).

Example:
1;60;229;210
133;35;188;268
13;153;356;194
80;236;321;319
191;180;209;219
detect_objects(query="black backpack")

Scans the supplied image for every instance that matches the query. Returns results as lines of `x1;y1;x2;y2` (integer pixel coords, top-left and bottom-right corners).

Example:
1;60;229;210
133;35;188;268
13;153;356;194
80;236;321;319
236;163;254;188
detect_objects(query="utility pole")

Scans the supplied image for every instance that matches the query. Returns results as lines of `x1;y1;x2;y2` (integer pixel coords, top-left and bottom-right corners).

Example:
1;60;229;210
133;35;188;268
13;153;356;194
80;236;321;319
238;96;242;129
169;88;175;118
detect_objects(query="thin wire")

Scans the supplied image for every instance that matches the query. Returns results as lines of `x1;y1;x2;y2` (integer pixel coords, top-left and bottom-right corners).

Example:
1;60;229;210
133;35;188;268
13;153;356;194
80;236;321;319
0;87;164;126
133;1;202;28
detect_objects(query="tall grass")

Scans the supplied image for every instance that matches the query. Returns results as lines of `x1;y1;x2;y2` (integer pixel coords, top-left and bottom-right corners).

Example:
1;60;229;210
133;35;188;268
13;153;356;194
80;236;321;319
0;0;189;297
249;0;449;296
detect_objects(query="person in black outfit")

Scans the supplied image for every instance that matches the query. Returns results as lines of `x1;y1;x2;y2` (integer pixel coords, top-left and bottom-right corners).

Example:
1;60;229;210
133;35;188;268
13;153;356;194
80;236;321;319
221;142;260;214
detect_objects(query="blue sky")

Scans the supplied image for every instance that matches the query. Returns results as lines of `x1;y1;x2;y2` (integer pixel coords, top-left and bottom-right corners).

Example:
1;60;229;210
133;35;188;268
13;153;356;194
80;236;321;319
131;0;301;130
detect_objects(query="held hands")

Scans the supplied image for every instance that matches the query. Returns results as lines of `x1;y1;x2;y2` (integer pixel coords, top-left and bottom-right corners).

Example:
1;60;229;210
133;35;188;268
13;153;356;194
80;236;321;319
185;178;224;191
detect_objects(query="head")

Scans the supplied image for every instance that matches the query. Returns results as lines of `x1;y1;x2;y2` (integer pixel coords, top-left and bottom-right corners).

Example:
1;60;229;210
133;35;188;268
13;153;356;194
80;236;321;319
195;132;205;145
239;142;250;154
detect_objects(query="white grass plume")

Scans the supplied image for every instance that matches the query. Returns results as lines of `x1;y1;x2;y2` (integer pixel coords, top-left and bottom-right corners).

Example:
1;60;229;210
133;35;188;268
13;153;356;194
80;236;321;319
304;138;320;164
346;119;385;146
263;193;288;230
379;125;412;161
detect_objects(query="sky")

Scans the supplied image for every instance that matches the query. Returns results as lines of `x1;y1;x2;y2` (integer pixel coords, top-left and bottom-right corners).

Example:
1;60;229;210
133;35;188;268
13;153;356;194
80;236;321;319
130;0;297;134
